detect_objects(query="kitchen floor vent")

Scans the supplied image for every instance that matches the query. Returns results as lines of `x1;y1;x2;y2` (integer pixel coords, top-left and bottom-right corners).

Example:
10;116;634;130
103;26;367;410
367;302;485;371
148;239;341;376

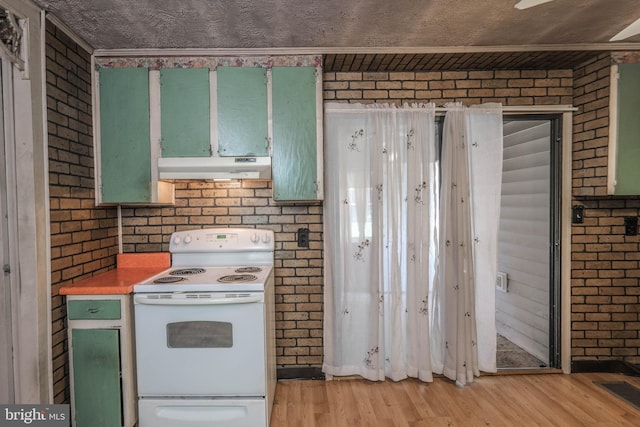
595;381;640;410
496;271;508;292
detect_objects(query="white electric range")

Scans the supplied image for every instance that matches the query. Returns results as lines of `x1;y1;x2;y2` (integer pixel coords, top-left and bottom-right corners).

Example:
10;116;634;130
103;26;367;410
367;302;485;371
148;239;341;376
133;228;276;427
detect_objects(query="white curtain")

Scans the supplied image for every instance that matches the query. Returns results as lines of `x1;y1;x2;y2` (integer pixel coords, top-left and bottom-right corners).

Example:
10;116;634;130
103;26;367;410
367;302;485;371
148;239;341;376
468;104;504;373
323;102;438;382
430;103;503;386
323;101;503;386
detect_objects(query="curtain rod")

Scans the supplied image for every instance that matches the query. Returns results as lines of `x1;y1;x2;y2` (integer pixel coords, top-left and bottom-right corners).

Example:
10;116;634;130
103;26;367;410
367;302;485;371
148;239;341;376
325;104;578;113
476;105;577;112
436;105;579;115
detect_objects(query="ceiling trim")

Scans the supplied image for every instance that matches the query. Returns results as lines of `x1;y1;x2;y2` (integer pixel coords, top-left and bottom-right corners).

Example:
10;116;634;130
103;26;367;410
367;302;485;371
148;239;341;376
92;43;640;57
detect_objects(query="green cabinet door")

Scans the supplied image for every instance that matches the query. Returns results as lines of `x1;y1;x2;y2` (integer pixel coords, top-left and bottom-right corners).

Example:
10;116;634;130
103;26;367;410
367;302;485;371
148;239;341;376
272;67;319;201
160;68;211;157
216;67;269;156
71;328;122;427
614;63;640;195
99;67;152;203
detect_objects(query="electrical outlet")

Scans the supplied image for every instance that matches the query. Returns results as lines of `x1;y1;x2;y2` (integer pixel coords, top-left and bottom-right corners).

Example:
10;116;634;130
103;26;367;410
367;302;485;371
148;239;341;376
624;217;638;236
297;228;310;247
572;205;584;224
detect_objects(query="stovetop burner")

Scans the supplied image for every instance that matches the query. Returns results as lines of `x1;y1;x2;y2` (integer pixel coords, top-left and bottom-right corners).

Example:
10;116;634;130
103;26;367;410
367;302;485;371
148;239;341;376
217;274;258;283
170;268;206;276
154;276;186;284
235;266;262;273
135;261;273;293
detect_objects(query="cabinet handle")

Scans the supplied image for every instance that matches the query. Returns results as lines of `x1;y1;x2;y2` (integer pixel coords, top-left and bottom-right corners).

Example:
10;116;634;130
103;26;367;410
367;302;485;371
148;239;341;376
87;308;99;314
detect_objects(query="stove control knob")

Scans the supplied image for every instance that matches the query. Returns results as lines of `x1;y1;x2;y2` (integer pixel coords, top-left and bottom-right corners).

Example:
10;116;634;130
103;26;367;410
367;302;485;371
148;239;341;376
173;236;181;245
261;233;271;244
250;233;260;244
184;235;192;244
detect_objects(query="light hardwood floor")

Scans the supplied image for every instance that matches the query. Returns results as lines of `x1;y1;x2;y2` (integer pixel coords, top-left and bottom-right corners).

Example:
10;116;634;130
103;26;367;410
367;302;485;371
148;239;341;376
271;373;640;426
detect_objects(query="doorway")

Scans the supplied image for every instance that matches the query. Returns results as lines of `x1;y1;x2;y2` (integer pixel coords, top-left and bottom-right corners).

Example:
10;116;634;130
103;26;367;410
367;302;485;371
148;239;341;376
496;116;561;370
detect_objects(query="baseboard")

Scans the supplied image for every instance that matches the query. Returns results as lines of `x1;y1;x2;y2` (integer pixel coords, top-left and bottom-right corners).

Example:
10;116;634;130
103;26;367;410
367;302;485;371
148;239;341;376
277;367;325;380
571;360;640;377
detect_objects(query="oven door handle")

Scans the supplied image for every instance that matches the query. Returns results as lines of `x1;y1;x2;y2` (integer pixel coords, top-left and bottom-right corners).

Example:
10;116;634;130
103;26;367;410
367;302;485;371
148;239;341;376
133;294;263;305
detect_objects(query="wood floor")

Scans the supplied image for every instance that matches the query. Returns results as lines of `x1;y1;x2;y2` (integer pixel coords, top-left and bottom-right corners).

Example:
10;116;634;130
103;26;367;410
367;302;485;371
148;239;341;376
271;373;640;426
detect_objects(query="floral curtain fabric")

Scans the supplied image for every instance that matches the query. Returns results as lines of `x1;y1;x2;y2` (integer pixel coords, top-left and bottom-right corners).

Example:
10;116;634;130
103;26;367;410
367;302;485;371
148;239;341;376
429;103;478;385
467;104;504;374
323;103;438;382
323;102;503;385
429;103;503;386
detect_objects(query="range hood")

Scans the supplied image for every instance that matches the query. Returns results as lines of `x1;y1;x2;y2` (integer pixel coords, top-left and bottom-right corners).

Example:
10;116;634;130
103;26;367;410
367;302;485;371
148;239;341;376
158;156;271;180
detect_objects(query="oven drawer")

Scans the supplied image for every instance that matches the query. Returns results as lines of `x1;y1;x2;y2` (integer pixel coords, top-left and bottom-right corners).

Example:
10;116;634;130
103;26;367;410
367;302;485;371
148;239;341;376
138;398;267;427
68;299;121;320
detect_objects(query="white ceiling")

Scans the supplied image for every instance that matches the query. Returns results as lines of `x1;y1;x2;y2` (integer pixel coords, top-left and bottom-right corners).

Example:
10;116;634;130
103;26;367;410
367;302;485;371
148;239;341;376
32;0;640;51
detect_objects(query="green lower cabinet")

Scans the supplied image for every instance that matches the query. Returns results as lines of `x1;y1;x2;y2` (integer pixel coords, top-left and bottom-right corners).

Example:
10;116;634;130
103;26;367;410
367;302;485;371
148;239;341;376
71;328;122;427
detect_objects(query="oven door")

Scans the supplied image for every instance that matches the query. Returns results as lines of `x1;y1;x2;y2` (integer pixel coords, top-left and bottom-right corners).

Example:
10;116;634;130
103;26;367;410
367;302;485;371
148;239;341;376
134;292;266;396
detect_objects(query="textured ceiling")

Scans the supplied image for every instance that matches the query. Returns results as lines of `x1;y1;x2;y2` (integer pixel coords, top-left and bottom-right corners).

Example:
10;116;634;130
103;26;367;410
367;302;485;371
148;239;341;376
33;0;640;50
32;0;640;72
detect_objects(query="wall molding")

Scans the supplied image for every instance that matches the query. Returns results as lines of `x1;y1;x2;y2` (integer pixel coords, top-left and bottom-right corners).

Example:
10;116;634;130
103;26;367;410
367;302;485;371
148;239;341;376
93;43;640;58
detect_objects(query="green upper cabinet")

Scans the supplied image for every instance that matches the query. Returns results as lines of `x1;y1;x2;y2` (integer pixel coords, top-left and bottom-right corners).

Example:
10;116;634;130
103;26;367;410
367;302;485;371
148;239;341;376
272;67;323;201
160;68;211;157
95;60;323;203
98;67;153;203
610;62;640;195
216;67;269;157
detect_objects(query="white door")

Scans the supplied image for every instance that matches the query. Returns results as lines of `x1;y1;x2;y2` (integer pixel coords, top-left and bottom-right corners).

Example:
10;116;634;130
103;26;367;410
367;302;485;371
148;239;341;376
0;58;15;403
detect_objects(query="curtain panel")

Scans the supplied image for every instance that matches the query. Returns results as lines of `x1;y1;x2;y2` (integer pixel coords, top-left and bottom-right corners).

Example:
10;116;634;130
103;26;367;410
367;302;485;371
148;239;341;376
429;103;503;386
323;103;438;382
323;102;503;386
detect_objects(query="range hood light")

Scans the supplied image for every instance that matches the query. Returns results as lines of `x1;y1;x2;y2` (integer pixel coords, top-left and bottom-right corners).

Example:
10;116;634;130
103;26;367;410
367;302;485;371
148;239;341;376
158;156;272;180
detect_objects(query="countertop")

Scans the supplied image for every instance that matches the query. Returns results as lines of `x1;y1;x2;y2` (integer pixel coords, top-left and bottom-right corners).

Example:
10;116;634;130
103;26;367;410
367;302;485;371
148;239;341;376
59;253;170;295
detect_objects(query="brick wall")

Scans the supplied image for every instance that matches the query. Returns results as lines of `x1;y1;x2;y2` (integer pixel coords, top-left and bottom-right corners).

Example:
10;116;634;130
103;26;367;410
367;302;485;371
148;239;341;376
46;20;119;403
572;53;611;198
119;180;324;368
571;53;640;364
323;70;573;106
